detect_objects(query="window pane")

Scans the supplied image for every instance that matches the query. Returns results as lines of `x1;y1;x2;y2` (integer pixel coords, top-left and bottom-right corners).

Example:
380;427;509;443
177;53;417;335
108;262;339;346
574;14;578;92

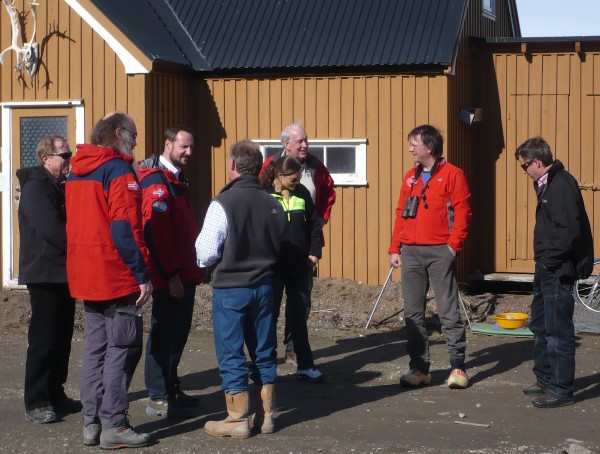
326;147;355;173
264;146;280;159
20;116;68;168
309;147;324;163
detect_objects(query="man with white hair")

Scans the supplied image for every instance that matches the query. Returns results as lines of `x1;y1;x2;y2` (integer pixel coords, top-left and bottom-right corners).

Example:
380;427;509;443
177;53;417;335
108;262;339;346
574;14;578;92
260;122;336;371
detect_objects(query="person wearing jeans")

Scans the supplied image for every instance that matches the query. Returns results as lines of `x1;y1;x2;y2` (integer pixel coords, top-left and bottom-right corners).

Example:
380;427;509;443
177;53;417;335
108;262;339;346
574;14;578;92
515;137;593;408
196;140;286;438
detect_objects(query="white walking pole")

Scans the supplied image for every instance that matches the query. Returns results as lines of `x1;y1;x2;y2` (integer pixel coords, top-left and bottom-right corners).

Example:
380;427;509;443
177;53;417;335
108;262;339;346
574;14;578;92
458;292;472;329
365;266;395;330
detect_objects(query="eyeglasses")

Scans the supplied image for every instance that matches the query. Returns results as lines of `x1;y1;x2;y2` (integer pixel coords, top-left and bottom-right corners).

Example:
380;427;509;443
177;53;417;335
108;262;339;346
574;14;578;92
520;160;533;172
279;174;301;183
49;152;72;159
121;127;138;140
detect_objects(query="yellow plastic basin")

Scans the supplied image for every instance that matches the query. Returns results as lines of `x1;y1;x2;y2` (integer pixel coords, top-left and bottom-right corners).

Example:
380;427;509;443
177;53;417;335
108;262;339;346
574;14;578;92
495;312;529;329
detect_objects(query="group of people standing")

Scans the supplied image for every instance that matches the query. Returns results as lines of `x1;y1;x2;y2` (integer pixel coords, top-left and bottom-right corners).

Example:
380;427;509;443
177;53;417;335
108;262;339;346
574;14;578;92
17;115;593;449
17;116;335;447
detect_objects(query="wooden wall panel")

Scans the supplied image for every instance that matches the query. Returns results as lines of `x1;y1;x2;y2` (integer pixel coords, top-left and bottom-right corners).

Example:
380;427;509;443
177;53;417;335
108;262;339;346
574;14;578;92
481;45;600;274
199;74;449;284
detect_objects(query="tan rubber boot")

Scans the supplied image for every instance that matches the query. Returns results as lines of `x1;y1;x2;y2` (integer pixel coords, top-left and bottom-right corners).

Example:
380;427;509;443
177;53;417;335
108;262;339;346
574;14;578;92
204;391;251;439
250;384;275;434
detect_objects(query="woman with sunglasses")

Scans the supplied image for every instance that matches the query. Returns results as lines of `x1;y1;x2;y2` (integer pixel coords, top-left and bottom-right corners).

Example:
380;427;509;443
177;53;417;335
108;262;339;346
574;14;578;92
260;155;324;383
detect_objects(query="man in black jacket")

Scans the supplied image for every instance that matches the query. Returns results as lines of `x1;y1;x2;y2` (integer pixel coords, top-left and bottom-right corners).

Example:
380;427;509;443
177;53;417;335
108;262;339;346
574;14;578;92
17;134;79;423
515;137;593;408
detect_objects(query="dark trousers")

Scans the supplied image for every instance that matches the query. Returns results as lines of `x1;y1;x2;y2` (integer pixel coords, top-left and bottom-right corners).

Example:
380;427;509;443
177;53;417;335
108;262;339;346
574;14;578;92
284;270;313;354
80;295;143;429
145;284;196;400
400;244;466;373
529;263;576;397
273;267;314;370
24;283;75;410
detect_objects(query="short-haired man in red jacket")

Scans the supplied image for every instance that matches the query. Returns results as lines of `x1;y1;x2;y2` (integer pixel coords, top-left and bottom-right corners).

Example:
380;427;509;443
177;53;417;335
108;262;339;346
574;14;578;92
260;122;336;365
137;125;203;418
389;125;471;390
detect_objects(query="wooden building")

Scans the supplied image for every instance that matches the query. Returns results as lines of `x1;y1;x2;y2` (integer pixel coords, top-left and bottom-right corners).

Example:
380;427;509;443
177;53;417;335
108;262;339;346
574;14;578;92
472;37;600;279
5;0;593;288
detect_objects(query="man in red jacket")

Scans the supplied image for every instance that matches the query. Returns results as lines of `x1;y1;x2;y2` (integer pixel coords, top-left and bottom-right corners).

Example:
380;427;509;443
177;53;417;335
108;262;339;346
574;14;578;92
389;125;471;390
137;125;203;418
261;122;336;365
66;112;153;449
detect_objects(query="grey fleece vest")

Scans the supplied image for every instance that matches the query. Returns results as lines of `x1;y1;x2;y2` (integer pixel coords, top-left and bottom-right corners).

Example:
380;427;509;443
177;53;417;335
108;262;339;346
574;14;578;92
211;175;286;289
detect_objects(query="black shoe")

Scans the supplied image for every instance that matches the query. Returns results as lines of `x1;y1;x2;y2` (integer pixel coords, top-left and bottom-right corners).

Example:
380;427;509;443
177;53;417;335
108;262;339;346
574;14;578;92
53;397;82;414
532;392;575;408
175;391;200;407
25;407;56;424
522;380;549;396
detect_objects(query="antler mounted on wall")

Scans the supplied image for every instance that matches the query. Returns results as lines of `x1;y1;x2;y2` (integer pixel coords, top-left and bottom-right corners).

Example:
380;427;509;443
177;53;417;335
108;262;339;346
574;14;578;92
0;0;39;76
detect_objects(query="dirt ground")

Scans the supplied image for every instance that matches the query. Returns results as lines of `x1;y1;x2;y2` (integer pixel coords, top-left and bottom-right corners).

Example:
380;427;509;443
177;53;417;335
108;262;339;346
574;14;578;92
1;278;599;453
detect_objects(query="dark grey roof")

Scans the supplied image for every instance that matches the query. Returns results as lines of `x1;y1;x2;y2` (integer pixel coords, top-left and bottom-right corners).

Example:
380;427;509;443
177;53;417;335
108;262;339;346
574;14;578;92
91;0;468;72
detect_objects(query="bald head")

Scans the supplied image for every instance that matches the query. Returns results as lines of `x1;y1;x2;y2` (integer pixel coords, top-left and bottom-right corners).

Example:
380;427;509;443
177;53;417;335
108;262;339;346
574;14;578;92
91;112;138;156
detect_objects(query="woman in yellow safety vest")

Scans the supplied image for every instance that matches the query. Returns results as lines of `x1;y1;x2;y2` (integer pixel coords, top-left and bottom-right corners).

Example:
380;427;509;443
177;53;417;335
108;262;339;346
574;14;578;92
260;155;324;383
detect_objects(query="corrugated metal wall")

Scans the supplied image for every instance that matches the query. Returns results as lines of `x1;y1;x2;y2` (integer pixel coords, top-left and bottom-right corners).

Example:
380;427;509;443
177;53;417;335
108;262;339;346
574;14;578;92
479;43;600;274
201;75;448;285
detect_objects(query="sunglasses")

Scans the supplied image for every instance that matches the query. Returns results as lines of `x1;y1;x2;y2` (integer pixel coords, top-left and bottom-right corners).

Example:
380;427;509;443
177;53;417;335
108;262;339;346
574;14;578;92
520;160;533;172
49;152;73;159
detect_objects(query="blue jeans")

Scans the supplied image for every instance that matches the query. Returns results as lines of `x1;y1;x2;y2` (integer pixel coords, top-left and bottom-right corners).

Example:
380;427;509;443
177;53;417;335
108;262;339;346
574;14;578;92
529;262;575;397
212;278;276;393
145;284;196;401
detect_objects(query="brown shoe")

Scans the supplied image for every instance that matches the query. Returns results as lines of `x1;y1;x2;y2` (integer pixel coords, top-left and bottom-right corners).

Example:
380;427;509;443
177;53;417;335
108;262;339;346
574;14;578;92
204;391;251;439
250;384;275;434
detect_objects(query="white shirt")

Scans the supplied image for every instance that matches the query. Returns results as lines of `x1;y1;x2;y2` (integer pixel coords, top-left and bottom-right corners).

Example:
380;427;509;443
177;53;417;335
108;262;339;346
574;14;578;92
159;155;181;179
195;201;228;267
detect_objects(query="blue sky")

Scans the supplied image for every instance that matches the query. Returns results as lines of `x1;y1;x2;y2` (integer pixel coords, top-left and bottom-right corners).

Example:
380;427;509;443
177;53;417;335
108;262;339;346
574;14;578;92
516;0;600;37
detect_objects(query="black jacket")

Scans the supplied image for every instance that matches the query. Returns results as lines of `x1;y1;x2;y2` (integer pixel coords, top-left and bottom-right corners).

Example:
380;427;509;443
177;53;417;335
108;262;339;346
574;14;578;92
17;166;68;284
534;160;594;280
264;183;322;269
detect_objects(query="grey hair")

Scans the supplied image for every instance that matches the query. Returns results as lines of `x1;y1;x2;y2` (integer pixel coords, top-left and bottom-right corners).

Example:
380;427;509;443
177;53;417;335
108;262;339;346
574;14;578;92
280;121;305;143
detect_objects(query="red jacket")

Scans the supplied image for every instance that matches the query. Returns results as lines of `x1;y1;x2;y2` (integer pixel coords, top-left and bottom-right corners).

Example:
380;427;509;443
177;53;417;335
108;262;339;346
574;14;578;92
66;144;151;301
261;150;336;223
137;160;203;289
389;159;471;254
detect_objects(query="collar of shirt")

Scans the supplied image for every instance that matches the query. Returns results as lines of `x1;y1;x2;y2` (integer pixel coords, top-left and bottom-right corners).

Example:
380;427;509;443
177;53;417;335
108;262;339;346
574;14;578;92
159;155;180;179
537;171;549;188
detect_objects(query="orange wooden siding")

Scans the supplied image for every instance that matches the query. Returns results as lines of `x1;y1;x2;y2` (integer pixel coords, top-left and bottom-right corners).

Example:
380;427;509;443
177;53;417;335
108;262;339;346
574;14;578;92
0;0;147;155
201;75;449;285
479;44;600;274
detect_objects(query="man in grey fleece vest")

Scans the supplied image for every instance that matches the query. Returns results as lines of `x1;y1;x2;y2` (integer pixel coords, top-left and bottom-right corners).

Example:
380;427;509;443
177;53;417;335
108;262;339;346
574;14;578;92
196;140;286;438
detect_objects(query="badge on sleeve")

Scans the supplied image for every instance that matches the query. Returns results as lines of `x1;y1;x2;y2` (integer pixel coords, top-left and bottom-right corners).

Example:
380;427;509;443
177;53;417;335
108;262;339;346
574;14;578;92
152;200;168;212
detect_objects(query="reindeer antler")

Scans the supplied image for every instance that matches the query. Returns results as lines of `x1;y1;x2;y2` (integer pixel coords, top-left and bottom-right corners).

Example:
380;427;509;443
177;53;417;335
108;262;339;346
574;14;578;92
0;0;39;76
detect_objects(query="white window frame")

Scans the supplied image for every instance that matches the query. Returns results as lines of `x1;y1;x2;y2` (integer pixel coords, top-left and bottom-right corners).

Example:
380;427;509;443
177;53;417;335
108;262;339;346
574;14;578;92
255;139;368;186
482;0;496;20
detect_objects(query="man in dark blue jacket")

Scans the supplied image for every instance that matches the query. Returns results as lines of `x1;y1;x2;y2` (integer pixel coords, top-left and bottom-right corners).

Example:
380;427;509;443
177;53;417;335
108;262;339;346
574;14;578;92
515;137;593;408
